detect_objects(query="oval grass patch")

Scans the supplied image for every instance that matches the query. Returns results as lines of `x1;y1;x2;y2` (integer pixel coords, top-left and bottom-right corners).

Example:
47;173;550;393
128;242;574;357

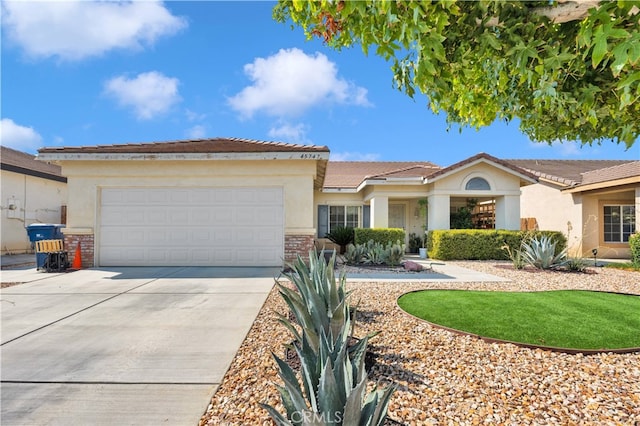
397;290;640;353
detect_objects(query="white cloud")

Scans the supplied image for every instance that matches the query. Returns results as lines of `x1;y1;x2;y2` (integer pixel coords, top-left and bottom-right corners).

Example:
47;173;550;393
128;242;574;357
0;118;43;153
2;0;187;61
104;71;181;119
330;151;381;161
186;125;206;139
185;109;206;122
268;122;310;144
228;48;372;118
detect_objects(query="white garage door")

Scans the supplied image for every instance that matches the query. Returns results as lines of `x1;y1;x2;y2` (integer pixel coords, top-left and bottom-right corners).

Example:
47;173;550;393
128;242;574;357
99;187;284;266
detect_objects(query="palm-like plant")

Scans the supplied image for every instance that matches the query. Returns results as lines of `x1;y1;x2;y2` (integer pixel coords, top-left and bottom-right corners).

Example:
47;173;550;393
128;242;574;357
325;226;355;254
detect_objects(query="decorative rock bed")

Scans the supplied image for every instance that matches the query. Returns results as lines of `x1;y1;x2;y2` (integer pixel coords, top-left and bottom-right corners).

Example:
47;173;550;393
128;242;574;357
199;261;640;425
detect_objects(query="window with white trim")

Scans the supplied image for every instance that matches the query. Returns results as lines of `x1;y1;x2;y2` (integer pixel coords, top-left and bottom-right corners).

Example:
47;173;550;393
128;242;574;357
329;206;360;232
465;177;490;190
603;205;636;243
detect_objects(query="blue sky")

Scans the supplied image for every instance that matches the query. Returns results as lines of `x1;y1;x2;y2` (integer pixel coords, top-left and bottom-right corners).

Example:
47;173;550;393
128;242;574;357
2;0;638;166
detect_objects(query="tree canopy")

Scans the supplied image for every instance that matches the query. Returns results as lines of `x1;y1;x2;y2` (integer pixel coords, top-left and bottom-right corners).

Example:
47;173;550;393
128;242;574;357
274;1;640;148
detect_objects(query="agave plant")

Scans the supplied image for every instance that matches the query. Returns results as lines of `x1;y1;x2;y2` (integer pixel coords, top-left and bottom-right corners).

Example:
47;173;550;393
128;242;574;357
261;316;395;426
521;234;567;269
276;250;351;353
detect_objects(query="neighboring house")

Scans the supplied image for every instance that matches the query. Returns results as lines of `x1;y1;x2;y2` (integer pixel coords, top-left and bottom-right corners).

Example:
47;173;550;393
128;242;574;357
509;159;640;259
1;146;68;254
37;138;638;267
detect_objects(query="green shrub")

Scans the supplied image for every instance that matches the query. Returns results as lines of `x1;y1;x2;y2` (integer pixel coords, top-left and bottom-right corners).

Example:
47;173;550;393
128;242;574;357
630;233;640;265
325;226;355;254
408;233;422;253
354;228;405;246
428;229;567;260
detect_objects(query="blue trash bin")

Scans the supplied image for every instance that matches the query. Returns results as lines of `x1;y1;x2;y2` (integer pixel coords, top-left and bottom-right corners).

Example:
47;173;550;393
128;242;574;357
25;224;66;270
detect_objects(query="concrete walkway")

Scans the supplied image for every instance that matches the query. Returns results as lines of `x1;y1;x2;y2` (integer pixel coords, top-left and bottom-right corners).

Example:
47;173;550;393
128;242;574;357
1;266;278;426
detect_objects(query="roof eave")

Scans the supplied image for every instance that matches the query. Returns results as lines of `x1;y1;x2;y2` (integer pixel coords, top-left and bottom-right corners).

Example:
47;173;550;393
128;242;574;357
562;176;640;193
426;158;538;185
36;151;331;162
321;187;360;193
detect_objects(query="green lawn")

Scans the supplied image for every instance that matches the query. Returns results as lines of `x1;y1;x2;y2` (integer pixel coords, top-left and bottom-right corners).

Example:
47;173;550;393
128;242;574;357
397;290;640;350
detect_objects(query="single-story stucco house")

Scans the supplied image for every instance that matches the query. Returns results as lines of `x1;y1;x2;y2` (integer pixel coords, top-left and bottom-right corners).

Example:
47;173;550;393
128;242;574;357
37;138;639;267
1;146;68;255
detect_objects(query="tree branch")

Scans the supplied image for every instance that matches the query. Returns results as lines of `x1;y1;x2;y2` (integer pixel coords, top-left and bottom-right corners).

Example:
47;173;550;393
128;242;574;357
535;0;602;24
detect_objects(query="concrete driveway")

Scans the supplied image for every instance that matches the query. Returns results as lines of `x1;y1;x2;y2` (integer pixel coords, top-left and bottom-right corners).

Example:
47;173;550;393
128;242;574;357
1;266;279;425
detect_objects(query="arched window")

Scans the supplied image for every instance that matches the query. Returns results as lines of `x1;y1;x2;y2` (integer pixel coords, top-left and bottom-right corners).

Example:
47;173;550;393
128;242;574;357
465;177;490;190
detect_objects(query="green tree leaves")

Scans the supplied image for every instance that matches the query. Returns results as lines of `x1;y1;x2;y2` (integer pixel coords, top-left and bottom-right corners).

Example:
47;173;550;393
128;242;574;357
274;0;640;147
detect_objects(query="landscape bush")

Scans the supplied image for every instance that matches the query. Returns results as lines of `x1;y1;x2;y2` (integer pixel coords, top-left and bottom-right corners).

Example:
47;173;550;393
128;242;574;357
354;228;405;246
427;229;566;260
630;233;640;265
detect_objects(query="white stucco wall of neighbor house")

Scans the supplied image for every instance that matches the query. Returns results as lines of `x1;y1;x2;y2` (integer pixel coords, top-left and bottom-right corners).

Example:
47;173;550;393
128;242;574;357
1;170;68;254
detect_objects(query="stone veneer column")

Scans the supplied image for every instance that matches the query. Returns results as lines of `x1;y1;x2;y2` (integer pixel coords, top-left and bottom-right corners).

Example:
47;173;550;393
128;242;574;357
64;234;95;268
284;234;315;266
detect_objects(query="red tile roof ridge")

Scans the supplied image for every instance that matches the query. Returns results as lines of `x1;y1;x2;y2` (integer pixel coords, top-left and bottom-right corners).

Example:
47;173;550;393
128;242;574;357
366;164;441;179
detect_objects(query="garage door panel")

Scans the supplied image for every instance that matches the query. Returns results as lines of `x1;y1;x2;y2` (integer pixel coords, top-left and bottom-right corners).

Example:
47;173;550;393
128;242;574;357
100;187;284;266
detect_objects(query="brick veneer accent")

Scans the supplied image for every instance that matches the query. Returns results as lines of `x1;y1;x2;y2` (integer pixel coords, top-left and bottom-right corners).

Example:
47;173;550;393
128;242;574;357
64;234;95;268
284;234;315;266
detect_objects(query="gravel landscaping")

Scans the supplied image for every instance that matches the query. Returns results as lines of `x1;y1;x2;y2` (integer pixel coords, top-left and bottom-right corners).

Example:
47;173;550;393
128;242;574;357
199;261;640;425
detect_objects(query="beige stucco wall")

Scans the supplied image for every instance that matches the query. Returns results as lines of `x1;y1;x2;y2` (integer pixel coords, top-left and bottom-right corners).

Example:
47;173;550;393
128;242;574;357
520;182;637;259
584;189;636;259
520;182;583;254
1;170;67;254
59;159;317;237
430;164;525;230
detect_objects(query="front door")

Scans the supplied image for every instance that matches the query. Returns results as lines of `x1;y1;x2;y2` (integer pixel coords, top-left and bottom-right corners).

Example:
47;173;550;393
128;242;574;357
389;204;406;230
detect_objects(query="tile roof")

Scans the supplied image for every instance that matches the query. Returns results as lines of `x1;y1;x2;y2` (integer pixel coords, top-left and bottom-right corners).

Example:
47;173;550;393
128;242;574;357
37;137;329;154
578;161;640;186
504;159;631;186
323;161;441;189
426;152;538;183
1;145;66;181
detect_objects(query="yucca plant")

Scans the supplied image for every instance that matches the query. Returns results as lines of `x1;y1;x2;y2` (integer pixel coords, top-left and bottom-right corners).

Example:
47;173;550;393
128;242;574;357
261;315;395;426
501;243;527;269
521;234;567;269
